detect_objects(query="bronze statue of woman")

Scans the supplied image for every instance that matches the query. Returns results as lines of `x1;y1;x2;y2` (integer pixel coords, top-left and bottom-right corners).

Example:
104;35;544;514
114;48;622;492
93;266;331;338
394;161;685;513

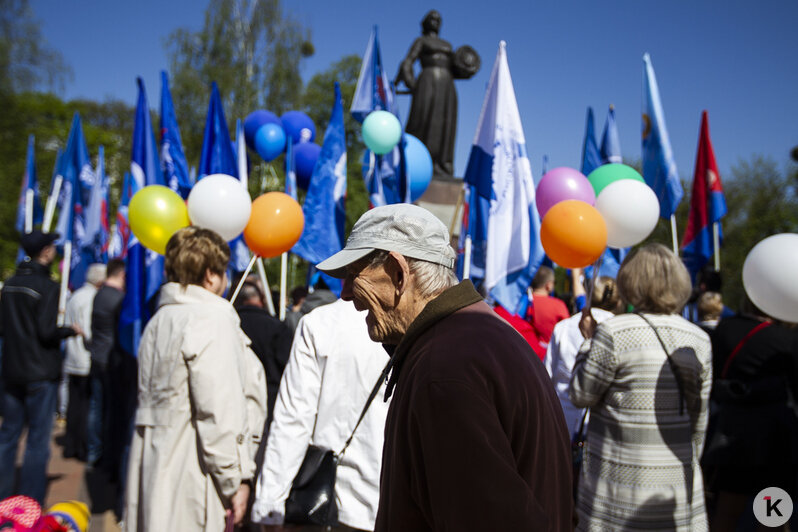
395;10;480;179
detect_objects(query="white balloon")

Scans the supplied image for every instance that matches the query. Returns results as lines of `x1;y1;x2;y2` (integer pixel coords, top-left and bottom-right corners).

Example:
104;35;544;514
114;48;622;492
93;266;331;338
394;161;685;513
187;174;252;241
595;179;660;248
742;233;798;323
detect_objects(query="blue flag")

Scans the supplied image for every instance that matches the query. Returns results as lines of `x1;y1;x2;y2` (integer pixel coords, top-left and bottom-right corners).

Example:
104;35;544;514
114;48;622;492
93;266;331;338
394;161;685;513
54;113;93;289
83;145;109;264
120;78;166;357
285;139;297;200
198;82;251;272
160;71;192;199
16;135;43;235
461;41;544;315
580;108;601;176
199;82;238;179
108;171;136;260
352;26;405;207
642;53;683;219
229;119;251;272
292;82;347;294
600;105;622;164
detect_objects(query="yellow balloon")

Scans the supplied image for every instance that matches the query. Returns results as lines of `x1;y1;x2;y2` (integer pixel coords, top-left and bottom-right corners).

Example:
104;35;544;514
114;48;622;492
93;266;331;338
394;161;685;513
128;185;190;254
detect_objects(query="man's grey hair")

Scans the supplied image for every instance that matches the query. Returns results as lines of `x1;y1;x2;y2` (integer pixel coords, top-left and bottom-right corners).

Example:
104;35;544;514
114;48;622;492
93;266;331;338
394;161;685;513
369;250;458;299
86;263;107;286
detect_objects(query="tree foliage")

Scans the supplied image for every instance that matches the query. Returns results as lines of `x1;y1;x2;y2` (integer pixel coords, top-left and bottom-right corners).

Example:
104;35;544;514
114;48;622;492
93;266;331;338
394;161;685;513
0;0;72;95
165;0;313;163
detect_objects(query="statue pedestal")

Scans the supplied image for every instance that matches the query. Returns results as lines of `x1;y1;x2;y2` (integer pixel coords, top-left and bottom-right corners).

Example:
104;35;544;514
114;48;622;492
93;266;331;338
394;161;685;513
416;175;464;246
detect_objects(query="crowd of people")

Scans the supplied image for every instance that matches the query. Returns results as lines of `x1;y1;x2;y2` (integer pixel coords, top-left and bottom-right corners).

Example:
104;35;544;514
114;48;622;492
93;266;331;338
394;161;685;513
0;204;796;531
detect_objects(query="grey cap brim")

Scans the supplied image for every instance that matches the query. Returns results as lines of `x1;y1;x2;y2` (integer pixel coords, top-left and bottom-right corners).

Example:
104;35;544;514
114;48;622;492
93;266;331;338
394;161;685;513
316;247;375;278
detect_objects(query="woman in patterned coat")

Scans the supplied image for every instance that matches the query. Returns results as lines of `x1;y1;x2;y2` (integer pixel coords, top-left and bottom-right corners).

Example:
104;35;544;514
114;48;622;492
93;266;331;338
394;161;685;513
570;244;712;531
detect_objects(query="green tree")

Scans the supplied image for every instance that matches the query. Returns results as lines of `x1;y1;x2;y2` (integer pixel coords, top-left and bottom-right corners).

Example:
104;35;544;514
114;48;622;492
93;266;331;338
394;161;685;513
0;0;72;95
165;0;313;163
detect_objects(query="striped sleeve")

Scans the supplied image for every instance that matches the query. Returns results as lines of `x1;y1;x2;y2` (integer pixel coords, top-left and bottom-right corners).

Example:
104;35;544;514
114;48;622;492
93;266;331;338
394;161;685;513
569;323;617;408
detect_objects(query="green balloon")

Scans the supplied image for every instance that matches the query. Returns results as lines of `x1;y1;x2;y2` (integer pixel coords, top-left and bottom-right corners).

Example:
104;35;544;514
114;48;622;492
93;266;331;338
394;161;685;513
587;163;645;196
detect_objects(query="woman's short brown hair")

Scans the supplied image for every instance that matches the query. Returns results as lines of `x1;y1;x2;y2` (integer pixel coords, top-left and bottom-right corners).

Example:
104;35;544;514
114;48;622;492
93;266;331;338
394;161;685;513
617;243;692;314
164;227;230;287
697;291;723;322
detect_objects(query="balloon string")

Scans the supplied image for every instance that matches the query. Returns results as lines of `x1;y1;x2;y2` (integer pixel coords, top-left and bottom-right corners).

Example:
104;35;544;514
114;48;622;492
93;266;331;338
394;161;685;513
229;254;259;305
584;251;605;313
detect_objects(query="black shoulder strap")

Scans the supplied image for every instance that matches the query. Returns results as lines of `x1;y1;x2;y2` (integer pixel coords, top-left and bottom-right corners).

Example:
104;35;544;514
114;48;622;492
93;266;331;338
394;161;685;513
337;359;391;459
635;312;687;416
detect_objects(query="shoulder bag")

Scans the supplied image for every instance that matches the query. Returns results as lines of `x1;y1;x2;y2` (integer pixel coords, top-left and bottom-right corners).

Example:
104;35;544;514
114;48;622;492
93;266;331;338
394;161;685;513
284;361;390;527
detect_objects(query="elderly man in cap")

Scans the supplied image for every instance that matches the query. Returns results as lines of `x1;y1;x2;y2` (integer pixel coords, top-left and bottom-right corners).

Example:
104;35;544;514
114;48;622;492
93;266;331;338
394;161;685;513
317;204;574;531
0;230;82;503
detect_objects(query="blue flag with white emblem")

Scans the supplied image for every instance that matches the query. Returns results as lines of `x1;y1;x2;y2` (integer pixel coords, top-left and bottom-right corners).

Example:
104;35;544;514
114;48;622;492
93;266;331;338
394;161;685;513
54;113;93;289
292;82;347;293
16;135;43;262
461;41;544;315
160;71;192;199
83;145;109;263
642;53;683;219
120;78;166;357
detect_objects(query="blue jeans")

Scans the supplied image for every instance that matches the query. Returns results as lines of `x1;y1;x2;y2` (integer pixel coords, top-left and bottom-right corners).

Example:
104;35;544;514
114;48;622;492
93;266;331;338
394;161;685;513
0;379;58;504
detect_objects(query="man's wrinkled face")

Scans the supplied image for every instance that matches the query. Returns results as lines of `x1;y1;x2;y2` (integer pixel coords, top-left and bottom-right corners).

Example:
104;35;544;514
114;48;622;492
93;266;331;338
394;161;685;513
341;255;401;343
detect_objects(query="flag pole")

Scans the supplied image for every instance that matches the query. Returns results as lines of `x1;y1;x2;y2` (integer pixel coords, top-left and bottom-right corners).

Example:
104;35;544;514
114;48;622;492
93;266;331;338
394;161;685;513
449;187;464;238
712;222;720;271
279;252;288;320
229;254;258;305
463;236;472;280
43;175;63;232
256;257;276;316
669;214;679;255
57;241;72;326
25;189;34;233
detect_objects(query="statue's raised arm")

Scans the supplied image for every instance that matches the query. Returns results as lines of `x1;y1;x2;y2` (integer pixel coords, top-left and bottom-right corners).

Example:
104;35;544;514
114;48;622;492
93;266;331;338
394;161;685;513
394;10;480;179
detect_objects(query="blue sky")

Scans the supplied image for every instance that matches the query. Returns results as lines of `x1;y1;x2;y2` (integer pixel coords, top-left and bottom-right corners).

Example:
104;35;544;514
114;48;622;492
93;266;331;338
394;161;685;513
32;0;798;183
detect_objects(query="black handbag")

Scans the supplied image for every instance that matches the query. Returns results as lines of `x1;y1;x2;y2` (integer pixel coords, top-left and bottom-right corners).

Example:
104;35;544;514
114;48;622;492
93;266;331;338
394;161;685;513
284;361;390;527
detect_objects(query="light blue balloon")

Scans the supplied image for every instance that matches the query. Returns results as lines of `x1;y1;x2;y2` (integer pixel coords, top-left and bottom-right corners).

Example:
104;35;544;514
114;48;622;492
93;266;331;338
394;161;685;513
362;111;402;155
255;123;286;162
403;134;433;201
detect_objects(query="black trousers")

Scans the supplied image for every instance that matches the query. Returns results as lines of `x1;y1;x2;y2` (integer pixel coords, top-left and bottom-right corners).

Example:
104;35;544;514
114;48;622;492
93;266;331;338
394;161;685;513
64;374;90;460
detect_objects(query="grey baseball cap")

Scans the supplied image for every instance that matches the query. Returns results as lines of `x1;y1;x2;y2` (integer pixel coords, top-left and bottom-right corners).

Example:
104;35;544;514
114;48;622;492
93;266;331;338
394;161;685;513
317;204;456;278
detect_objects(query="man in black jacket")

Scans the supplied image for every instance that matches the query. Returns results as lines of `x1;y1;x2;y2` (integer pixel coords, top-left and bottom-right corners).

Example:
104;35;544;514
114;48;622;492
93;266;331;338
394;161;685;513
0;230;81;503
233;281;291;429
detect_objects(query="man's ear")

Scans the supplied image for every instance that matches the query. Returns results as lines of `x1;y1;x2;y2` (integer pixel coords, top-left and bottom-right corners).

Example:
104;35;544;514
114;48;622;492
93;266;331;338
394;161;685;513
385;251;411;296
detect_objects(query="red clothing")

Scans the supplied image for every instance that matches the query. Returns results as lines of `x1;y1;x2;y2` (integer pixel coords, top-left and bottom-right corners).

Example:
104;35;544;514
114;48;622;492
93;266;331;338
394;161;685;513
493;305;537;347
526;294;570;360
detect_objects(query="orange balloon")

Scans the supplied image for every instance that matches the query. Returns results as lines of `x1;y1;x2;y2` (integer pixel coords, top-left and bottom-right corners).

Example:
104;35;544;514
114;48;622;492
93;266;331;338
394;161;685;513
540;200;607;268
244;192;304;258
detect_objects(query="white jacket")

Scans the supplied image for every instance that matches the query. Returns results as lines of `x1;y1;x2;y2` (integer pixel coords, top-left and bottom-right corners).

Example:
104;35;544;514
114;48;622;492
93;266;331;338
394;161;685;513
123;283;266;532
63;283;97;376
545;308;614;435
252;299;390;530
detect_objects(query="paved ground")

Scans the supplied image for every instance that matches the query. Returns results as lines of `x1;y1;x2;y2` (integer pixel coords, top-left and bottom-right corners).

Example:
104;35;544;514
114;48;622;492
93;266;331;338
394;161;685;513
27;420;120;532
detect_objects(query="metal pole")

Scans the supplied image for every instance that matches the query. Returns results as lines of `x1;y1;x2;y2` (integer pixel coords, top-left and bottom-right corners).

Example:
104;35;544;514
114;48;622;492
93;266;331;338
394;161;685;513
229;254;258;305
57;241;72;326
25;189;34;233
463;236;472;280
279;252;288;321
256;257;276;316
713;222;721;271
670;214;679;255
43;175;63;232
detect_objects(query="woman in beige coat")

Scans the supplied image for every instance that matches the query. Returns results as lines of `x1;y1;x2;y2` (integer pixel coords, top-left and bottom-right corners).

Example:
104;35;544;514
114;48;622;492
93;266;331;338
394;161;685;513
123;227;266;531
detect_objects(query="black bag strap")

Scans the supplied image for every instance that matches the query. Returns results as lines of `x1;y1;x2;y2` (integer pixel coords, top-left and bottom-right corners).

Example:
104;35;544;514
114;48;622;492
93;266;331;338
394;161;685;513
337;359;391;460
635;312;687;416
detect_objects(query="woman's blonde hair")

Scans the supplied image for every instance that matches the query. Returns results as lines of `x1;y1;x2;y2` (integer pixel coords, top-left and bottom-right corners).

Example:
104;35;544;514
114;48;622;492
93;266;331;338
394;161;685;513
164;227;229;287
617;243;692;314
697;291;723;322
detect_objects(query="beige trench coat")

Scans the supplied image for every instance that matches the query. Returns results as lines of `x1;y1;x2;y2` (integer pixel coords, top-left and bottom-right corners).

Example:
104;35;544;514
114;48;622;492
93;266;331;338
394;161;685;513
123;283;266;532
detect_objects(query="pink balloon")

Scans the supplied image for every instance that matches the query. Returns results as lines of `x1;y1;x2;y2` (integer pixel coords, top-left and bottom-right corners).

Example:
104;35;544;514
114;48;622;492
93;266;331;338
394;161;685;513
535;167;596;217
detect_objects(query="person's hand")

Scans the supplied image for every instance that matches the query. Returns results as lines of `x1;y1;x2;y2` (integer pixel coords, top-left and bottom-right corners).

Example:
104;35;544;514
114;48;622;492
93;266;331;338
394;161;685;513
70;323;84;337
230;482;250;525
579;307;597;339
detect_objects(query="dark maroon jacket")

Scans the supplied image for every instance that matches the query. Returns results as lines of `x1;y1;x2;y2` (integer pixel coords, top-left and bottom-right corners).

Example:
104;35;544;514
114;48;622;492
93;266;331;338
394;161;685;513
375;281;574;532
